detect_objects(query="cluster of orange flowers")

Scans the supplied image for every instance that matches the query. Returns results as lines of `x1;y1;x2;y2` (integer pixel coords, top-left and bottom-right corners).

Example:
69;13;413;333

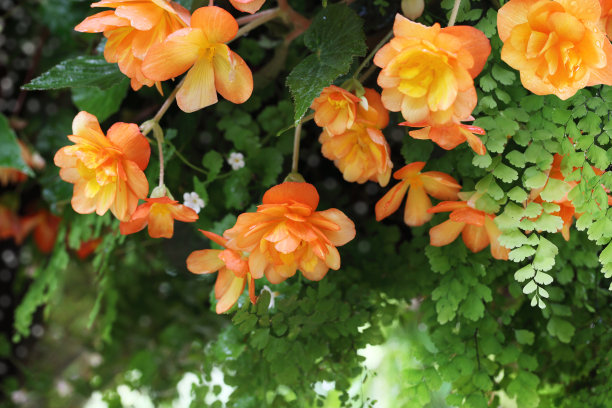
42;0;612;314
54;111;199;237
76;2;254;112
187;182;355;313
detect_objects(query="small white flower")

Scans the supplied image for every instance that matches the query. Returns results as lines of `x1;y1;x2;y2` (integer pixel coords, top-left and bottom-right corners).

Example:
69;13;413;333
183;192;205;214
88;353;103;367
260;285;278;309
11;390;28;404
56;380;73;397
227;152;245;171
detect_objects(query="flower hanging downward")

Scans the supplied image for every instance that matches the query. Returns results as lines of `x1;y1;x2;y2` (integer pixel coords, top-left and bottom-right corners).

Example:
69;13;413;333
497;0;612;99
319;88;393;186
224;182;356;284
120;195;198;238
54;111;150;221
403;122;486;155
142;6;253;112
374;14;490;125
187;230;257;314
75;0;190;91
375;162;461;226
428;200;509;260
311;85;361;136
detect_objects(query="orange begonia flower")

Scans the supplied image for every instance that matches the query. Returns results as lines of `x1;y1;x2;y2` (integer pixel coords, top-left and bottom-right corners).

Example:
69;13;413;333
142;6;253;112
223;182;356;284
311;85;361;136
373;14;490;125
402;121;487;155
319;88;393;186
0;141;45;186
375;161;461;226
0;206;20;241
54;111;150;222
498;0;612;99
229;0;266;14
31;211;61;254
120;196;198;238
602;0;612;38
187;230;257;314
428;201;509;260
75;0;190;91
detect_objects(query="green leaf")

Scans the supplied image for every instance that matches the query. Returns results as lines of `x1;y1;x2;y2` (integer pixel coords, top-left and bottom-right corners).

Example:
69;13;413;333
547;317;575;343
532;213;563;233
514;264;535;282
493;162;519;183
507;186;528;202
534;271;553;285
286;4;366;122
533;237;558;271
0;114;33;175
506;150;526;168
515;329;535;345
71;78;129;122
509;246;535;262
23;56;125;90
202;150;224;182
491;64;516;85
523;280;537;294
248;147;284;187
539;178;572;202
524;167;548;189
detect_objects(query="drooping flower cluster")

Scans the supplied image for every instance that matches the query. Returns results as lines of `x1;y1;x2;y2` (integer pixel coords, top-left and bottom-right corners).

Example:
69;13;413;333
187;182;356;312
120;195;198;239
497;0;612;99
314;87;393;186
54;111;150;221
374;14;491;154
75;0;190;91
76;4;253;112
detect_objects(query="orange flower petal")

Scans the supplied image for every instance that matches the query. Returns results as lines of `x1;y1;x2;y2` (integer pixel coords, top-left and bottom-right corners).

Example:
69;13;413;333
316;209;356;246
186;249;225;274
404;183;433;226
191;6;238;44
497;0;530;42
443;26;491;78
421;172;461;200
215;268;245;313
71;182;98;214
429;219;465;246
229;0;266;14
393;162;426;179
484;217;509;260
148;203;175;238
428;200;468;214
300;255;329;281
176;59;218;113
168;203;199;222
449;207;486;226
262;182;319;209
200;229;228;247
461;224;489;253
248;248;268;279
213;48;253;104
141;28;202;81
375;180;410;221
107;122;150;170
75;10;128;32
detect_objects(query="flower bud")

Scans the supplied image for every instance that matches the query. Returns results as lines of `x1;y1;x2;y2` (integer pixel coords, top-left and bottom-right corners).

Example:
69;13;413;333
401;0;424;20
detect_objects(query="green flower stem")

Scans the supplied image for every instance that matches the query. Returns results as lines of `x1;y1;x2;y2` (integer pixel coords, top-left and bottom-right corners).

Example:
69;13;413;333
291;122;303;174
352;29;393;81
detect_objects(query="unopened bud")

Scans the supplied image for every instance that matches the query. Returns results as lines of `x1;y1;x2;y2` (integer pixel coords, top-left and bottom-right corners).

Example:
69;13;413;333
402;0;425;20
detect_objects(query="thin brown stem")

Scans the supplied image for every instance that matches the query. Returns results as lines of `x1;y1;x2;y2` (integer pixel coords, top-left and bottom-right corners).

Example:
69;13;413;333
292;122;302;174
236;8;280;26
448;0;462;26
235;8;282;39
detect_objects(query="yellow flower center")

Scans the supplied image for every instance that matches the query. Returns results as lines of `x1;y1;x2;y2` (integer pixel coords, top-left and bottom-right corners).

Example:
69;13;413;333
394;43;457;111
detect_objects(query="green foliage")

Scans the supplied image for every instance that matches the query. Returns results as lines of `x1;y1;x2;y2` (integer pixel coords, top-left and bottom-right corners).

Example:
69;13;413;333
71;78;130;122
287;4;366;122
0;114;33;175
23;56;125;90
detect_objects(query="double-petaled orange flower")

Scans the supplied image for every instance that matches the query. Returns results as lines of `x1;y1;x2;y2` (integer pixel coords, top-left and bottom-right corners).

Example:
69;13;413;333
428;201;509;260
311;85;361;136
223;182;356;284
187;230;257;313
142;6;253;112
120;195;198;238
319;88;393;186
229;0;266;14
54;111;150;221
498;0;612;99
75;0;190;91
374;14;490;125
403;122;486;155
375;162;461;226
